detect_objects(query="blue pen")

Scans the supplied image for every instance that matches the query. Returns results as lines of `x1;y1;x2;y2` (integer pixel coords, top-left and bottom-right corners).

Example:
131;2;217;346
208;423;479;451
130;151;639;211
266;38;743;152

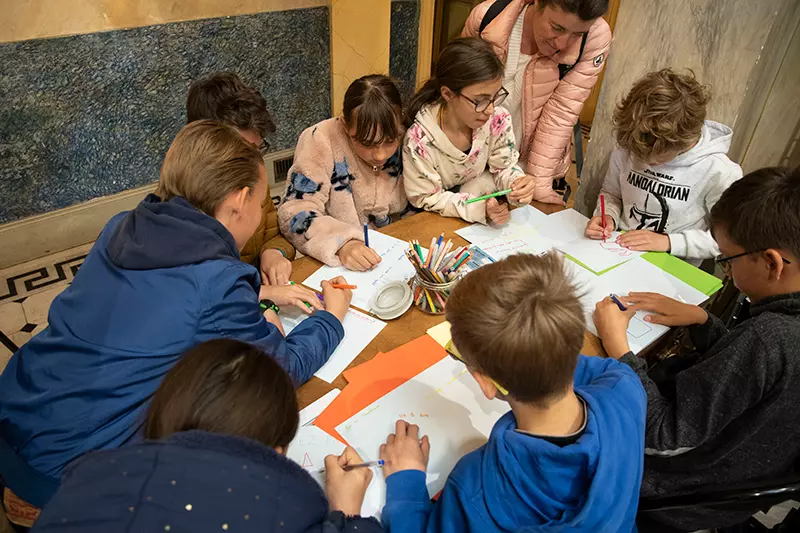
364;224;370;248
609;294;627;311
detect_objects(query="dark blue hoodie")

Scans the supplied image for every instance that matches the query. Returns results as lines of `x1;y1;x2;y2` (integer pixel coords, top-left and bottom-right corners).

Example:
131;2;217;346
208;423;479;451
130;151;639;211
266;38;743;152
31;430;384;533
382;355;646;533
0;195;344;508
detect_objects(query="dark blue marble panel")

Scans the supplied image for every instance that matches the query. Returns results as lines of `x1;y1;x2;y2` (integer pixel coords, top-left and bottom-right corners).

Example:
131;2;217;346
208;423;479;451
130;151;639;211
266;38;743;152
0;7;331;224
390;0;419;104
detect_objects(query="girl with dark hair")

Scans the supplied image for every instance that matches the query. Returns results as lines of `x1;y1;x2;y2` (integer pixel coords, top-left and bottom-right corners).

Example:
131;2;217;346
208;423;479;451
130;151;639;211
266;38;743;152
403;37;536;226
278;75;408;271
31;339;383;533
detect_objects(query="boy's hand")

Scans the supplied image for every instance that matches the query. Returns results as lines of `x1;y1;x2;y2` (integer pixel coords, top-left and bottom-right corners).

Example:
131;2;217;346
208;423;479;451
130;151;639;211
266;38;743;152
325;446;372;516
260;249;292;286
321;276;353;323
486;197;510;225
259;283;323;315
508;175;535;205
585;215;615;240
337;240;382;272
616;230;671;252
380;420;431;478
593;296;636;359
626;292;708;326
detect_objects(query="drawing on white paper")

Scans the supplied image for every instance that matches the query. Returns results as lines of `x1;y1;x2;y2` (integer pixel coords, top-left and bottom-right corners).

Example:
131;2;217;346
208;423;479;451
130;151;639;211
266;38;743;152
557;231;645;273
456;207;556;261
303;231;420;311
336;357;510;503
280;306;386;383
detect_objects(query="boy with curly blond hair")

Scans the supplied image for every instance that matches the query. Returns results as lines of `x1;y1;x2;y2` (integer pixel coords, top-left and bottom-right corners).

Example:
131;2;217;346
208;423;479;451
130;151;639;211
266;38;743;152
585;69;742;263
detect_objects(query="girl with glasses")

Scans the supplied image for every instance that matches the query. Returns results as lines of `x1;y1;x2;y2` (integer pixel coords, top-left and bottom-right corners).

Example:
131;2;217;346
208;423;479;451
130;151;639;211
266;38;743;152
403;37;536;226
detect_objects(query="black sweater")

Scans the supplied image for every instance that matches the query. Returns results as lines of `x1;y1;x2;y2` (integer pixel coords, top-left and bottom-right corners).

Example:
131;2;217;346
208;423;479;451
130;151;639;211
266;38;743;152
621;292;800;530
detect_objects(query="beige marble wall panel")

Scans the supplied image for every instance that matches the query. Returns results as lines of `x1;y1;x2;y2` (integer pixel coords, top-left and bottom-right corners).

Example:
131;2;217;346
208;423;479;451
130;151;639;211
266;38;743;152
1;0;327;43
330;0;391;116
575;0;784;215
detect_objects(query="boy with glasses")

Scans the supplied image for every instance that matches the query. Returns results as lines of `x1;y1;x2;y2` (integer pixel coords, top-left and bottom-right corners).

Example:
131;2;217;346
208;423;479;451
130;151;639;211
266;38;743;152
593;166;800;530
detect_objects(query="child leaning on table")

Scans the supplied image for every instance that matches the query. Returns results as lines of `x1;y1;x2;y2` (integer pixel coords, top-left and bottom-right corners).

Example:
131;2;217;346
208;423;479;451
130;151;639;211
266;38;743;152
31;339;382;533
592;166;800;531
378;252;647;533
585;69;742;263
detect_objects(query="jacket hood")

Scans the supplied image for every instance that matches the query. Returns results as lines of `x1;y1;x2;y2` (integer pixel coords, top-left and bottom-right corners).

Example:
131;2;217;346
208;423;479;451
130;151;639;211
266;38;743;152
481;399;638;531
414;103;489;163
662;120;733;168
107;194;240;270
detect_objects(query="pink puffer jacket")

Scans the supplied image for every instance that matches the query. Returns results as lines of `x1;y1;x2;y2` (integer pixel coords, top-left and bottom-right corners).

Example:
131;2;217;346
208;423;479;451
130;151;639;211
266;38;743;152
463;0;611;201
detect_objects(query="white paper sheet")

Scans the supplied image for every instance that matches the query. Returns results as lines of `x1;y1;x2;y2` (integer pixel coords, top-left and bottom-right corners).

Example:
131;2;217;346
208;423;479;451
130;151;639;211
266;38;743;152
455;206;556;260
336;357;510;502
557;232;646;273
565;258;709;353
302;231;417;312
281;307;386;383
540;208;590;243
287;390;384;518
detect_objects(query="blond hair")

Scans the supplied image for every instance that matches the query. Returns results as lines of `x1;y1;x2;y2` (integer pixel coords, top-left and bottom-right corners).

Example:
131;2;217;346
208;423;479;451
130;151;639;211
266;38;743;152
156;120;264;217
446;252;585;405
614;69;711;163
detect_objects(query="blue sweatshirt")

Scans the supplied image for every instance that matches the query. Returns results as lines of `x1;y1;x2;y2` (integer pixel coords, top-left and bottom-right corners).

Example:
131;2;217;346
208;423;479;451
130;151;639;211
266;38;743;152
0;195;344;507
382;355;646;533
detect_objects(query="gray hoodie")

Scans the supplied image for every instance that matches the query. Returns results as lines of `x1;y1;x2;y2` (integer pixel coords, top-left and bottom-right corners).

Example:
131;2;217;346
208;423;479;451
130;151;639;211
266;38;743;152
594;120;743;260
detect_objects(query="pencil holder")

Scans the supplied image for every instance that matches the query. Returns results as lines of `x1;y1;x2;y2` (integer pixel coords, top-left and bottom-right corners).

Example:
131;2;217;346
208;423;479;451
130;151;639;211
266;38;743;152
410;274;460;315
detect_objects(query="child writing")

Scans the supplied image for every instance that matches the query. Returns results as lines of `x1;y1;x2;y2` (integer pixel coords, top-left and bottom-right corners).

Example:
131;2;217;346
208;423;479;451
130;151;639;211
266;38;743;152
278;75;408;271
31;339;383;533
585;69;742;262
0;122;351;519
593;166;800;531
379;252;647;532
403;37;539;227
187;73;306;299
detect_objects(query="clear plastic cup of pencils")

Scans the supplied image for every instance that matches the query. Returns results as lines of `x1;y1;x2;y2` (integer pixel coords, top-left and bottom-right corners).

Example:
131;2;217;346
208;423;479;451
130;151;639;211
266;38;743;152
405;236;472;315
410;274;458;315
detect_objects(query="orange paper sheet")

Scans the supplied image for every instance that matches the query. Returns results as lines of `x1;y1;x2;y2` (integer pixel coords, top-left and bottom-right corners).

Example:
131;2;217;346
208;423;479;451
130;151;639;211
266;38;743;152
315;335;448;442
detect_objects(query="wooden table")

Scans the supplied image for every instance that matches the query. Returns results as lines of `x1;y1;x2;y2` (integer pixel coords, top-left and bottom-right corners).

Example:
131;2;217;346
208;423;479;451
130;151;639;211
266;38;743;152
292;202;605;409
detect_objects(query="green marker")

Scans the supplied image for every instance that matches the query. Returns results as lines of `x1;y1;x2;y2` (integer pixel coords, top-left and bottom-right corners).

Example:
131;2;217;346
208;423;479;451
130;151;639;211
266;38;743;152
289;281;313;309
465;188;512;204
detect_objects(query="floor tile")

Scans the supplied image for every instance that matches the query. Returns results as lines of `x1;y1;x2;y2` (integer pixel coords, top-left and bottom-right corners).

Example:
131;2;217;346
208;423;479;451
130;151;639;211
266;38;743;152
0;302;26;335
32;323;48;337
8;331;31;348
0;342;13;374
21;285;65;326
0;243;90;306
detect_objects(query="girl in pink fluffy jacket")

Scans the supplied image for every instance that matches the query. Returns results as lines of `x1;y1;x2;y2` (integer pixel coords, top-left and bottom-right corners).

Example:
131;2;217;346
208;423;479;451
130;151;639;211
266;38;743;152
403;37;537;226
278;75;408;271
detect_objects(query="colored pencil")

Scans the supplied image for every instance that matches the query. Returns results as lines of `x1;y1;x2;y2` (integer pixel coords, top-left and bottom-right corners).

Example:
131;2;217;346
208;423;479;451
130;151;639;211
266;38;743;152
465;189;512;204
600;194;606;243
330;283;357;289
363;224;370;248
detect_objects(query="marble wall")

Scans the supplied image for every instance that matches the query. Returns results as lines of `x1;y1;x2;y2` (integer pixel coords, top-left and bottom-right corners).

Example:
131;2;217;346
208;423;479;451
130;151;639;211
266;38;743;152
574;0;794;216
0;8;331;224
390;0;420;103
330;0;392;116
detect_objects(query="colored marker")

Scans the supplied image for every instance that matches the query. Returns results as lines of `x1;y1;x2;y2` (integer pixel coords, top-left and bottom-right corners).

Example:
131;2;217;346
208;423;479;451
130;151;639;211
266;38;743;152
364;224;370;248
465;189;512;204
609;294;627;311
318;460;384;474
600;194;607;243
288;281;312;309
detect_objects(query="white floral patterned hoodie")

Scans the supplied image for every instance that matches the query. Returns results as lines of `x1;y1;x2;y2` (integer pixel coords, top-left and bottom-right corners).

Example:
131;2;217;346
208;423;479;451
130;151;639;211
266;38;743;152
403;103;526;224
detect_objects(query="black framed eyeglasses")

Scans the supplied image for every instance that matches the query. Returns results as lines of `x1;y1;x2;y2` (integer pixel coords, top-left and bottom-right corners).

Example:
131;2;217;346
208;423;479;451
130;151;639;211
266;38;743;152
459;87;509;113
258;138;271;155
715;249;792;273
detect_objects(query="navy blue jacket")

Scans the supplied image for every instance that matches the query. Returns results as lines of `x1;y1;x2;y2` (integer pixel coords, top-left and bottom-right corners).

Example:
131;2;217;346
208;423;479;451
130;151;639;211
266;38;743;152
382;355;647;532
31;431;383;533
0;195;344;507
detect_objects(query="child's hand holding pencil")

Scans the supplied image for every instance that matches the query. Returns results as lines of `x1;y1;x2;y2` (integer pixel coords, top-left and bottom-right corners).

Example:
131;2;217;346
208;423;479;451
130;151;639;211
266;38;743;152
324;446;374;516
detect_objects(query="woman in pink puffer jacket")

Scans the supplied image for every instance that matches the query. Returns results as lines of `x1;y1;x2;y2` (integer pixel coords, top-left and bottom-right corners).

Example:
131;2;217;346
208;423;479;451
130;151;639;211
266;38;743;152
463;0;612;204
